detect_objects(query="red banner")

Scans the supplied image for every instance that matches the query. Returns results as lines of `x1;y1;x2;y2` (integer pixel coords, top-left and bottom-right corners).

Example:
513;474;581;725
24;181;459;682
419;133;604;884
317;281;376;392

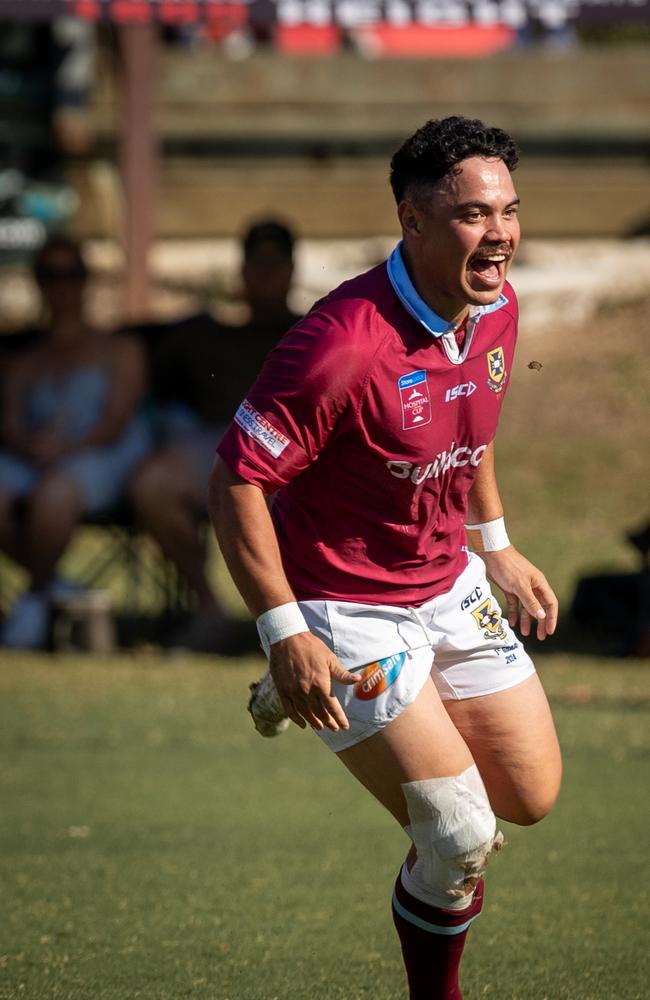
0;0;648;26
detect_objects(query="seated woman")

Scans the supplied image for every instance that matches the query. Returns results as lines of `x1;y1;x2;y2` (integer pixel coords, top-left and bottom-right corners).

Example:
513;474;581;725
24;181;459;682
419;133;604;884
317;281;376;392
0;236;151;648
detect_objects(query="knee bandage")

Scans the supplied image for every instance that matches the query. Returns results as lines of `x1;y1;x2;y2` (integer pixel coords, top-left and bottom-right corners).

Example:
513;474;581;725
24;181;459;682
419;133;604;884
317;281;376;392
401;764;504;911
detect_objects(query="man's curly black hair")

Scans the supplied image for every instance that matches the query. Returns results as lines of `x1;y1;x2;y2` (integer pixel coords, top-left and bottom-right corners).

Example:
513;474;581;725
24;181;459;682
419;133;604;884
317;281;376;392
390;116;519;205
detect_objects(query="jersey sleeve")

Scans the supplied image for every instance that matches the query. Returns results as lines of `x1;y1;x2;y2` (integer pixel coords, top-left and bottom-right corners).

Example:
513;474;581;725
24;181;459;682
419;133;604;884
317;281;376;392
216;306;368;493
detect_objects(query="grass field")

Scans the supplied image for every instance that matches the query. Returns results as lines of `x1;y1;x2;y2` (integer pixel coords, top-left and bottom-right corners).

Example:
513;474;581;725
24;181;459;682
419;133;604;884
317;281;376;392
1;297;649;999
0;653;648;1000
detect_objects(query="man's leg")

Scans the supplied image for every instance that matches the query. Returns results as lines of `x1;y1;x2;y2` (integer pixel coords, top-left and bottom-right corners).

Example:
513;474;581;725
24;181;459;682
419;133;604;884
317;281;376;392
0;450;38;564
442;673;562;826
337;678;493;1000
130;448;221;613
0;487;23;564
24;472;83;590
337;672;561;1000
2;473;83;648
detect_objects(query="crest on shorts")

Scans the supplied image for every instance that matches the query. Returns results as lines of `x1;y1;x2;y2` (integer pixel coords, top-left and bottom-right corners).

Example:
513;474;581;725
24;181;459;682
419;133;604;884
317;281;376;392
486;347;507;394
355;652;406;701
397;370;432;430
471;599;507;641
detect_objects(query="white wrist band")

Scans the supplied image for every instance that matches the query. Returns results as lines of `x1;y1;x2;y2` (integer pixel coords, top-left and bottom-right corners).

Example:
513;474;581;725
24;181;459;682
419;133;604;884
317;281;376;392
464;516;510;553
256;602;309;646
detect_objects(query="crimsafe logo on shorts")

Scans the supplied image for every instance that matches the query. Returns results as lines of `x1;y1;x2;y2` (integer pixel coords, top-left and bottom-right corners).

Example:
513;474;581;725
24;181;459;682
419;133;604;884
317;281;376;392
234;399;290;458
398;370;432;430
355;652;406;701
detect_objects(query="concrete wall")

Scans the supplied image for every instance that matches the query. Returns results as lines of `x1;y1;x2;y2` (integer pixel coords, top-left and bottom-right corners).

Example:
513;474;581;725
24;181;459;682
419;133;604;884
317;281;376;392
80;45;650;238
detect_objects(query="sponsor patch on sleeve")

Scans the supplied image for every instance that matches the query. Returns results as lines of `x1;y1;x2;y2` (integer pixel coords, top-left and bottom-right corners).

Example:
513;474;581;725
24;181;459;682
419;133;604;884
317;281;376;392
234;400;290;458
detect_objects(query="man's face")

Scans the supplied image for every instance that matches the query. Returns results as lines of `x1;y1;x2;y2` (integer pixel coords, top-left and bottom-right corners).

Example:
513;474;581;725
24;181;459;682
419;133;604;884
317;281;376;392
36;246;86;319
398;156;520;320
242;240;293;313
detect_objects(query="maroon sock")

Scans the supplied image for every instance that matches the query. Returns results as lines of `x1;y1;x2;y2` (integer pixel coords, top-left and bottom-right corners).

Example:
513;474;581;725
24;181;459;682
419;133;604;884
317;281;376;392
392;869;484;1000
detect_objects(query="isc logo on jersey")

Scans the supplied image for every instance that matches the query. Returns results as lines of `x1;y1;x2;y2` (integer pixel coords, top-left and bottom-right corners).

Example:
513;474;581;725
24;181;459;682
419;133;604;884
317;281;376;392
355;652;406;701
445;381;477;403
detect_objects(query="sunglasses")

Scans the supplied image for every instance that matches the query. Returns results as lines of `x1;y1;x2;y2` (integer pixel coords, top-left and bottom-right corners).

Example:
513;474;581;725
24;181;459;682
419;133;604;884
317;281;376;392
36;267;87;283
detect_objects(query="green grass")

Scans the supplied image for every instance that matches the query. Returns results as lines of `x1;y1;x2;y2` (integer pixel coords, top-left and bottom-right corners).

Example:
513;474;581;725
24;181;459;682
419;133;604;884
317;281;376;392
1;654;648;1000
496;299;650;610
0;299;648;998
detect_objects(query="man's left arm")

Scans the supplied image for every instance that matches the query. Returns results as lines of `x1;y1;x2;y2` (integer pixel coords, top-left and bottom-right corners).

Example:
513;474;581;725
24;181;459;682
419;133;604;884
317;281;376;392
465;442;558;641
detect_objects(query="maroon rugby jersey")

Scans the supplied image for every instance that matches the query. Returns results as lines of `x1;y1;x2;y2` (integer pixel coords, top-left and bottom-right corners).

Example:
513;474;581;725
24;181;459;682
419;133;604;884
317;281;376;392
217;246;518;606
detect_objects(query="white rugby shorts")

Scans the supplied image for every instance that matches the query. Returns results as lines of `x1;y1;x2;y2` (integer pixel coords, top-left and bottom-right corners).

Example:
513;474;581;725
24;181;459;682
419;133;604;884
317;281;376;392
260;552;536;753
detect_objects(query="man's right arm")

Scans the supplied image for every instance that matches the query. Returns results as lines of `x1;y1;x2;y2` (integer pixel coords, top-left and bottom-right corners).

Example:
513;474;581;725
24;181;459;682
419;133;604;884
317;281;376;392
208;458;358;733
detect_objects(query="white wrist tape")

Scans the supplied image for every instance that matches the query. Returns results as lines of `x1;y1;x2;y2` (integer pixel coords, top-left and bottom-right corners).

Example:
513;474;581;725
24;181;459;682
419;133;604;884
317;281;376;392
256;602;309;646
464;516;510;553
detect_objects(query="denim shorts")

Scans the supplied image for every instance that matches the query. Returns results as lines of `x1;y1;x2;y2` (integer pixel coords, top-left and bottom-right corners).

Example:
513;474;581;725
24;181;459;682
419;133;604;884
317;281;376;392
0;416;151;514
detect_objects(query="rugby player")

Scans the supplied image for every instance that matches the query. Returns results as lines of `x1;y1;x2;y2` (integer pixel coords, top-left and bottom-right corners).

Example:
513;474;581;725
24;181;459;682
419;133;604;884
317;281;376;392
208;116;562;999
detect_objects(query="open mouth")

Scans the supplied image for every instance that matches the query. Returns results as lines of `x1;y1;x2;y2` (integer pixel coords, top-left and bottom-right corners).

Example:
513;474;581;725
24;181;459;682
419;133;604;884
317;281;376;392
468;249;510;288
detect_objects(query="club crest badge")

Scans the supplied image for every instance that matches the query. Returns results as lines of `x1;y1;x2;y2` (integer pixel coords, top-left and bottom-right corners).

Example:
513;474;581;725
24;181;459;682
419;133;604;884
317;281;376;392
398;370;432;430
471;599;507;641
486;346;507;394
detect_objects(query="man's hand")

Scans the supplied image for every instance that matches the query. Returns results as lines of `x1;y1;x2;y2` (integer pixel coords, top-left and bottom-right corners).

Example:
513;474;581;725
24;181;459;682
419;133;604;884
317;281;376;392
479;546;558;640
269;631;358;733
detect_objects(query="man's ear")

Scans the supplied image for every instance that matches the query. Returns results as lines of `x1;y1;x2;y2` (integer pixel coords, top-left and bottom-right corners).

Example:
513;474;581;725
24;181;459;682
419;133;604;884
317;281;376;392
398;201;422;236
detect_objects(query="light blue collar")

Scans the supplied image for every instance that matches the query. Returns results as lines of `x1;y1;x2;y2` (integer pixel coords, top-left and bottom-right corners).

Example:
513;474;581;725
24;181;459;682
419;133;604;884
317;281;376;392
386;242;508;339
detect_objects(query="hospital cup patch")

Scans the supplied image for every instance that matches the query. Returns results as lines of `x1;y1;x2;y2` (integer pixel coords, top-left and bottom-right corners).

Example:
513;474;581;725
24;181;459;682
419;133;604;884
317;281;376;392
398;370;432;430
355;652;406;701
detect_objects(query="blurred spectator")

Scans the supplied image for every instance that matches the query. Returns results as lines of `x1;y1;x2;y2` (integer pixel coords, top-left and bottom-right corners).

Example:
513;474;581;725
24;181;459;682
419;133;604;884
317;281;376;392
0;18;96;263
571;518;650;657
0;17;95;175
0;236;150;648
130;219;301;650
